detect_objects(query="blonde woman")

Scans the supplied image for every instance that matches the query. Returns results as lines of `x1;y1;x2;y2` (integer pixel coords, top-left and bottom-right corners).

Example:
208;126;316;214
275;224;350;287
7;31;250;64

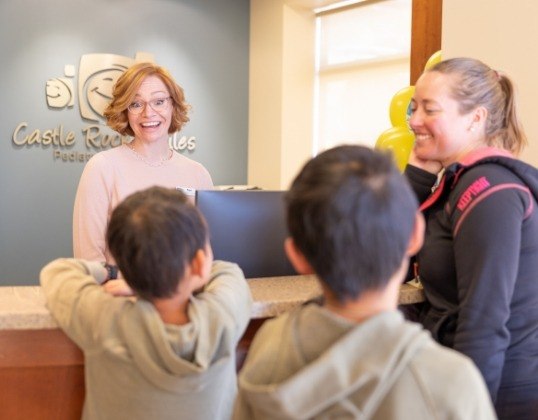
407;57;538;419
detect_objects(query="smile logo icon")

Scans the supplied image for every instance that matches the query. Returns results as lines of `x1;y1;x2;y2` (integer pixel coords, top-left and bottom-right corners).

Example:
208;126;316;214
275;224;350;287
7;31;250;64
46;65;76;109
46;52;154;122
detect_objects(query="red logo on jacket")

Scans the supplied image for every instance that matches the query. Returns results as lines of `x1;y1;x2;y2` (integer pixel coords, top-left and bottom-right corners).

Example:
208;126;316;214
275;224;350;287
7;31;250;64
457;176;491;211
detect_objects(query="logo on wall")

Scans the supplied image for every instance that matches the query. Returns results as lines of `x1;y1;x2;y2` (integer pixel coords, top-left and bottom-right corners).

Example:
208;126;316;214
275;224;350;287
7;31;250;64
13;52;196;163
46;52;154;122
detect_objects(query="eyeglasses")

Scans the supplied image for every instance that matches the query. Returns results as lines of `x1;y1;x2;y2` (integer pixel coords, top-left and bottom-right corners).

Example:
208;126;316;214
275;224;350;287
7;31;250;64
127;97;172;114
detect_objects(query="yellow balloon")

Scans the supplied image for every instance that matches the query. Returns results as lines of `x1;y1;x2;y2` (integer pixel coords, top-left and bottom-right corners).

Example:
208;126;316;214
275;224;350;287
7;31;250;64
389;86;415;128
424;50;442;71
375;126;415;172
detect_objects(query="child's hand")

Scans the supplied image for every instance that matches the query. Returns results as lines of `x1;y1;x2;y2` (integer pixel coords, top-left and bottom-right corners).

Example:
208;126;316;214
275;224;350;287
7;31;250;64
103;279;134;296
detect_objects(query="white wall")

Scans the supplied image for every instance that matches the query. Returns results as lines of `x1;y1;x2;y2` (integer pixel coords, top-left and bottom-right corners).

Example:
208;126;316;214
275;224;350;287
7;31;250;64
442;0;538;166
249;0;315;189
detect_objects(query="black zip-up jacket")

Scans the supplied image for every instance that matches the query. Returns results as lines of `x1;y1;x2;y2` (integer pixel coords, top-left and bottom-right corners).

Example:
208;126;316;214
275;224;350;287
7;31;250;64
405;147;538;406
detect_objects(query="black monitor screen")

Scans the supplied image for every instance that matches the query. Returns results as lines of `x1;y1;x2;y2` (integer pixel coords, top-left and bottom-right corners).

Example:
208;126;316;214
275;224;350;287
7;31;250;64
195;190;297;278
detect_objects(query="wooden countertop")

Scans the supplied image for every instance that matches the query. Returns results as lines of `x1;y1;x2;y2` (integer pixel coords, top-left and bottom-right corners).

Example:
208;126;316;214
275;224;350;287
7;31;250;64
0;276;424;330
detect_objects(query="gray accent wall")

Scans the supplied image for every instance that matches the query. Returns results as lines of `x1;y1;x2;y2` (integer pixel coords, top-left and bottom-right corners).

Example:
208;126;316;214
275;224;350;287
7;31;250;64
0;0;249;285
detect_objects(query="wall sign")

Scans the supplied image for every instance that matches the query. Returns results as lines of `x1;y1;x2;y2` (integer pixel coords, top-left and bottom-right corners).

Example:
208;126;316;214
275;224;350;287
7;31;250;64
11;52;196;163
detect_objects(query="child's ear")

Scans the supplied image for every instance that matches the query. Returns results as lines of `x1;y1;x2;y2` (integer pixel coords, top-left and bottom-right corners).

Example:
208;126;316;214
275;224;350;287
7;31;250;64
406;211;425;256
284;237;314;275
189;247;211;280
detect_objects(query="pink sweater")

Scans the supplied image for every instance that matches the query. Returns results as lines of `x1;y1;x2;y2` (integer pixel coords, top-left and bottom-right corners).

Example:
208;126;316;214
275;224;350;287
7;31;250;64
73;144;213;264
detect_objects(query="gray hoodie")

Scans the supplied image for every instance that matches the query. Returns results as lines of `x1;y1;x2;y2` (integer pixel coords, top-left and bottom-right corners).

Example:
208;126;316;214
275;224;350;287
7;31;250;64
41;259;252;420
234;305;496;419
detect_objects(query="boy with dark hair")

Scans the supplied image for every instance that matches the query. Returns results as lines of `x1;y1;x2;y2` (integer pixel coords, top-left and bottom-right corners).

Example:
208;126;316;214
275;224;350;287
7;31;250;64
41;186;252;420
233;145;495;419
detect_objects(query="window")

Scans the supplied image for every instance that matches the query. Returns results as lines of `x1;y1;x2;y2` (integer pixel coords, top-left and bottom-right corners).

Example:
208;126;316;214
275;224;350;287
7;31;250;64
314;0;412;153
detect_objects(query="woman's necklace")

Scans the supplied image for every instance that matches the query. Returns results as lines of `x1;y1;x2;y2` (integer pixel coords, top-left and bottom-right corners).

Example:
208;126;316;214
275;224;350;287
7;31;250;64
127;144;173;167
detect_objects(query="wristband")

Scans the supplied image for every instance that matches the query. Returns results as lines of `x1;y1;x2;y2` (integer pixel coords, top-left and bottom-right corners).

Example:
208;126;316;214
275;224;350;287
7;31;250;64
101;263;118;282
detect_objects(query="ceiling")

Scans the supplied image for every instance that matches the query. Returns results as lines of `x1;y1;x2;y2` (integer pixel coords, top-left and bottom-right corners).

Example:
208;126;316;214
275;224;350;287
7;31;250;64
285;0;342;7
284;0;371;12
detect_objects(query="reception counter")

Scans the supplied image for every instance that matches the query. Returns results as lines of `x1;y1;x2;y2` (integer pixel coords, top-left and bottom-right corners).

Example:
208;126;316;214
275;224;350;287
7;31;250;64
0;275;424;419
0;275;424;329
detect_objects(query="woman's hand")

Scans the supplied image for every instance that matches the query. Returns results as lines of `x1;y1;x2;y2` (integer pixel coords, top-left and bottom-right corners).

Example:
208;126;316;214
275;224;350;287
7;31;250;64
103;279;134;296
408;149;443;175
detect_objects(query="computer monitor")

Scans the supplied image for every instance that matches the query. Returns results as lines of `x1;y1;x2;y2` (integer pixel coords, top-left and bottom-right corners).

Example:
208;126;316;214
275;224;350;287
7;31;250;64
195;190;297;278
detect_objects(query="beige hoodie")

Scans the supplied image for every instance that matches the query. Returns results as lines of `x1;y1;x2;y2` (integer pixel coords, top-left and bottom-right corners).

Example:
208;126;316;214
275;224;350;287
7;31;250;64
234;305;496;419
41;259;252;420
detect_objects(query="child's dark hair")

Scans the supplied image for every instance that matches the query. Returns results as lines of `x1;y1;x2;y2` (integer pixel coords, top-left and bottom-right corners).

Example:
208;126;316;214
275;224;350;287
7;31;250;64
285;145;418;303
106;186;207;300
